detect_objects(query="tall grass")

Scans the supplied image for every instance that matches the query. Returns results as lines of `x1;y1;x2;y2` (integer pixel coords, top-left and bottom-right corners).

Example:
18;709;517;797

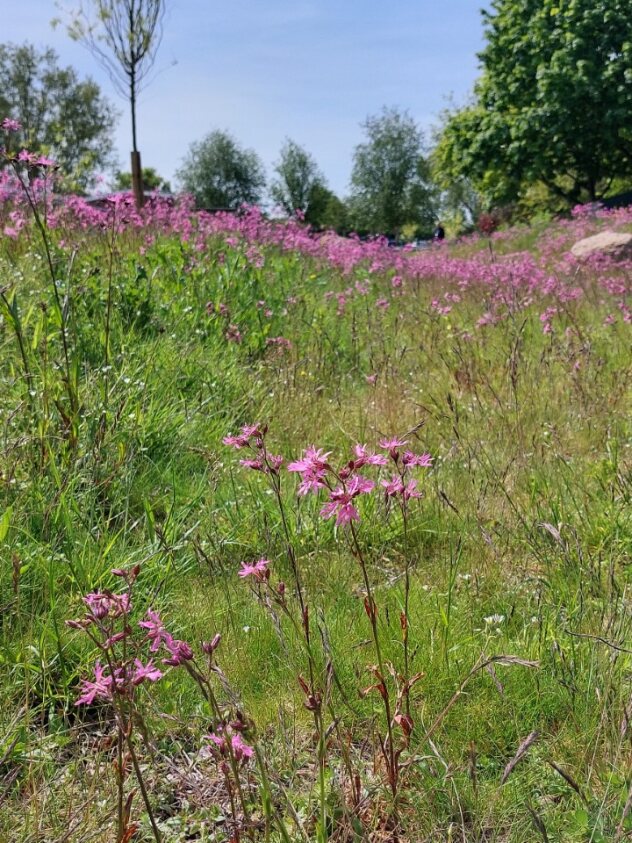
0;172;631;840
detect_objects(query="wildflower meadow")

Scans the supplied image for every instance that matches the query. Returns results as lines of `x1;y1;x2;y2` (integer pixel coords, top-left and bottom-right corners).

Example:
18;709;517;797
1;134;631;842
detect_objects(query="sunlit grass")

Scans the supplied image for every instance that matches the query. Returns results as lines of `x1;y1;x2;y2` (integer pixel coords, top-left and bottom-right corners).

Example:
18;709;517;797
1;205;631;841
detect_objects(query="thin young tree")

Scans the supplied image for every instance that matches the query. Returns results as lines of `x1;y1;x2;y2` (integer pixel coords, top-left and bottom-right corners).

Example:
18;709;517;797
64;0;166;207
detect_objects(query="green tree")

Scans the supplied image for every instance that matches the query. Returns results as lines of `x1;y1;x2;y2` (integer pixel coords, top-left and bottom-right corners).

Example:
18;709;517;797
270;139;326;216
176;130;266;210
303;183;350;233
64;0;166;207
113;167;171;193
436;0;632;208
430;123;483;233
0;42;115;191
349;107;436;238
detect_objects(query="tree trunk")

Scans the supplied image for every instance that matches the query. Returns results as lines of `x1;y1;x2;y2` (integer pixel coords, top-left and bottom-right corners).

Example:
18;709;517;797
587;176;597;203
130;72;144;209
131;150;144;210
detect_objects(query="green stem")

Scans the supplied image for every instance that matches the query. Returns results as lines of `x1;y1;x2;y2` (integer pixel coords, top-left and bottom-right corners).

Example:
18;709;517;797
349;522;398;800
254;745;293;843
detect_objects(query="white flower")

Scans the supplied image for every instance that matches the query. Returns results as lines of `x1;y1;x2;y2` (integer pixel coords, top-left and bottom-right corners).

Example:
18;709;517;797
483;614;505;625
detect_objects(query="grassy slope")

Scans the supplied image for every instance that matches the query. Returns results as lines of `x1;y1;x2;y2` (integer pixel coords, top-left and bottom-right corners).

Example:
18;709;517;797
0;216;631;842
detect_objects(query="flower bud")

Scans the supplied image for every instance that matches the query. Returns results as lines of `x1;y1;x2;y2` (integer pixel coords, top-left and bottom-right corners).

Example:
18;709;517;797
202;633;222;654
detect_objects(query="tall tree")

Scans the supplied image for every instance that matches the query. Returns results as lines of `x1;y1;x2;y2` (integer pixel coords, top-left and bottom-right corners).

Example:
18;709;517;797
349;107;435;237
64;0;166;207
270;139;326;217
176;130;266;210
0;43;115;191
436;0;632;208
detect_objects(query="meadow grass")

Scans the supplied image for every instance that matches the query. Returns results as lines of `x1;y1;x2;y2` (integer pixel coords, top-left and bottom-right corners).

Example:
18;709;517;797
0;200;631;842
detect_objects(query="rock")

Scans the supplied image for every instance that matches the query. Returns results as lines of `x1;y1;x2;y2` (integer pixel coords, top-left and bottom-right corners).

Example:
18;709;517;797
570;230;632;260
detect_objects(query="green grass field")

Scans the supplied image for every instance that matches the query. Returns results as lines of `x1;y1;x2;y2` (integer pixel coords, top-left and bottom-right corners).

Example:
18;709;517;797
0;203;631;842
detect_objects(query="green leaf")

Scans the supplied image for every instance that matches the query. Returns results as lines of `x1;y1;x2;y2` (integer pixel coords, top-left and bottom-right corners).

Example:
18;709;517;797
0;507;13;544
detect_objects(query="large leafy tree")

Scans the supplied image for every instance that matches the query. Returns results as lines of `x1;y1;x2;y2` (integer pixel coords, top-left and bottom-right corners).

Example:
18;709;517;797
0;43;115;191
349;107;435;237
436;0;632;208
176;130;266;210
270;139;326;217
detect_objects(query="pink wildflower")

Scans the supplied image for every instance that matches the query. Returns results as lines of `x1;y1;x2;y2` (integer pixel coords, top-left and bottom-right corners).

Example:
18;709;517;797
402;479;422;500
205;732;254;764
402;451;433;468
320;498;359;526
231;733;254;762
239;457;265;471
267;453;284;473
266;336;292;349
1;118;21;132
162;637;194;666
353;444;388;467
223;424;263;449
381;476;422;501
131;659;163;685
381;476;404;497
320;475;374;526
17;149;37;164
82;592;111;620
238;558;270;580
379;437;409;460
139;609;169;653
83;591;131;621
225;324;242;343
288;446;331;494
75;661;118;705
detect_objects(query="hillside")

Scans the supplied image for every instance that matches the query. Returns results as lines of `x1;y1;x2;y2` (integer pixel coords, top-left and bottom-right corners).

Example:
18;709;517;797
1;191;631;842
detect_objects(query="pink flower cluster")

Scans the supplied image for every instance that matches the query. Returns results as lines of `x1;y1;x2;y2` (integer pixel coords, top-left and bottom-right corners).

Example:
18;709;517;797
205;728;254;765
1;117;21;133
223;423;284;475
69;577;197;706
3;151;630;335
138;609;194;666
227;425;433;528
75;659;164;705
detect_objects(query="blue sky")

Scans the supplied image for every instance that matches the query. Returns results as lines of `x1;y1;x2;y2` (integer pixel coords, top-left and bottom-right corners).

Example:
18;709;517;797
2;0;486;194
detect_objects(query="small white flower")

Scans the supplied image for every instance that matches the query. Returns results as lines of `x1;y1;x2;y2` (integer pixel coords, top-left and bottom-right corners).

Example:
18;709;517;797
483;614;505;625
